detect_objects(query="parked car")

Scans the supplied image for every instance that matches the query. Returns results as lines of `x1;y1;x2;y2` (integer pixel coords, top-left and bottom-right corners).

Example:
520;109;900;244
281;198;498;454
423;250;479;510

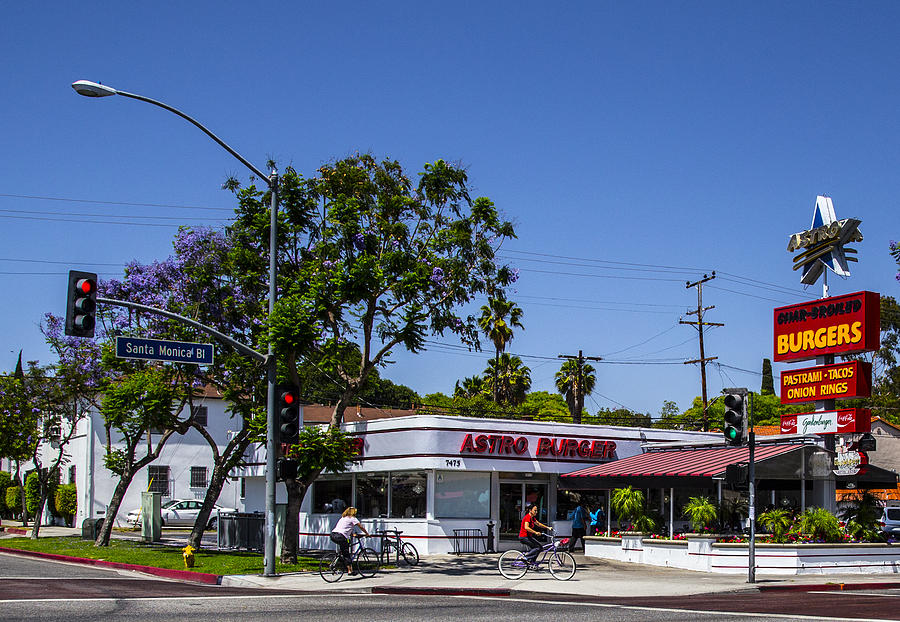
126;499;237;529
879;507;900;536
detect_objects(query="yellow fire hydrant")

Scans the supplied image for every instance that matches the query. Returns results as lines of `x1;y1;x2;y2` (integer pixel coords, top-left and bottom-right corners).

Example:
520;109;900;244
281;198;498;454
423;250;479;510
182;545;195;569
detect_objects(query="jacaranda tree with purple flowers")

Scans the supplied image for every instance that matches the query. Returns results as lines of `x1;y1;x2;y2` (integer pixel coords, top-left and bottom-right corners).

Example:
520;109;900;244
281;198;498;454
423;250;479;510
97;225;270;549
227;154;518;562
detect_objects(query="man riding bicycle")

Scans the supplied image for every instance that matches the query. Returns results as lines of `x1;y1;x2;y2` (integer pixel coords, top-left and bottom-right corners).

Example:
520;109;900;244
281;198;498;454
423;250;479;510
519;503;550;565
330;507;370;575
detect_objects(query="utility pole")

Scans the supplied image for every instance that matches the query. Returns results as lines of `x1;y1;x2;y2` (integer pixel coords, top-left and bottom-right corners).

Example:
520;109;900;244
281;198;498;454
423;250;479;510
557;350;603;424
680;272;723;431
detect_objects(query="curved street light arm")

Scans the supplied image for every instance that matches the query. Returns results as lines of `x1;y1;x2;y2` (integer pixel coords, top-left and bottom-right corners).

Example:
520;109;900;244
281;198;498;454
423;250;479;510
113;89;270;184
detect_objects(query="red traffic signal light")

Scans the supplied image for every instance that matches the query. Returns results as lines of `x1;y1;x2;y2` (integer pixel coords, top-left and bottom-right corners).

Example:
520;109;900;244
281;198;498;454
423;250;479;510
278;385;300;444
65;270;98;338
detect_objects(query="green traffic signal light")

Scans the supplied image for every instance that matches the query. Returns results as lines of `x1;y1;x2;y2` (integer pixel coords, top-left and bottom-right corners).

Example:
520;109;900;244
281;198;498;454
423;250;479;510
722;393;746;446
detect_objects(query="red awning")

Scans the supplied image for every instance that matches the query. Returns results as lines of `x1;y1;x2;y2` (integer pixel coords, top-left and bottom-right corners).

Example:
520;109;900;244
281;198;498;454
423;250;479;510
559;444;806;489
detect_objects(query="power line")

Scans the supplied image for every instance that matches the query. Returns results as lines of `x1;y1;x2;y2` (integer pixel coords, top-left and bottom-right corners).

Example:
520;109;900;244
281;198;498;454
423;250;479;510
0;193;233;212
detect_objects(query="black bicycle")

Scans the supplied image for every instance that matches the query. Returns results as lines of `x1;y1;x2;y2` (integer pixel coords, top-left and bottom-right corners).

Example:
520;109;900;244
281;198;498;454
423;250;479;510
376;529;419;566
319;536;380;582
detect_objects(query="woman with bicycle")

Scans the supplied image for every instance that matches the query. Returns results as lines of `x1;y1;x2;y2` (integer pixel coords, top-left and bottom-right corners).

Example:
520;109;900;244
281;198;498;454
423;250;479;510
519;503;550;566
330;507;370;575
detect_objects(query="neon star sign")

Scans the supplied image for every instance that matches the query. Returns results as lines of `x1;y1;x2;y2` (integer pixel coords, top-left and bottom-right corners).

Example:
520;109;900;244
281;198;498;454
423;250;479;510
787;195;863;286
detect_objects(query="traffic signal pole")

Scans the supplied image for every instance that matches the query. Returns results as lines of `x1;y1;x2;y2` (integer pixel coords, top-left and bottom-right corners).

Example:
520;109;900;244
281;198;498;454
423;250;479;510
748;392;756;584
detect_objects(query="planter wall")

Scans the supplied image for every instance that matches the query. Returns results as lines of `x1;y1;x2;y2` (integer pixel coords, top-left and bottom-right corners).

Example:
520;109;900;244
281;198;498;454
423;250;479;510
584;535;900;575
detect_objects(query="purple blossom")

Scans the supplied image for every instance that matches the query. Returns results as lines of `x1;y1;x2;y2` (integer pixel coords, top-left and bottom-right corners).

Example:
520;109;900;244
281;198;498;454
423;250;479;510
510;268;520;283
430;267;444;284
353;233;366;251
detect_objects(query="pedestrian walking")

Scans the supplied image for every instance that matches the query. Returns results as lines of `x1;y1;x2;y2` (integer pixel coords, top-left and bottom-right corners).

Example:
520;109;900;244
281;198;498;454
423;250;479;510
568;503;587;553
589;506;605;535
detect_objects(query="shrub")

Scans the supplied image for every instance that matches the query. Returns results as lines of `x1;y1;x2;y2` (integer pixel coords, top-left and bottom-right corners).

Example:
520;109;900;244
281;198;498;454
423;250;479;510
611;486;655;532
840;491;883;542
682;496;718;532
55;484;77;527
0;471;11;516
24;472;40;518
798;507;843;542
759;508;792;543
5;486;21;518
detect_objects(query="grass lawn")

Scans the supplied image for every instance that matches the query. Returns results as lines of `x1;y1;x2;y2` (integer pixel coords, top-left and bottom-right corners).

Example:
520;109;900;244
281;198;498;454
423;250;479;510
0;536;320;575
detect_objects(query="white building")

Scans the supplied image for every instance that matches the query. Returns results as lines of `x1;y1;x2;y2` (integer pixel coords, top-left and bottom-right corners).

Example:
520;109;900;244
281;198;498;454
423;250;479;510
238;413;719;554
3;391;245;528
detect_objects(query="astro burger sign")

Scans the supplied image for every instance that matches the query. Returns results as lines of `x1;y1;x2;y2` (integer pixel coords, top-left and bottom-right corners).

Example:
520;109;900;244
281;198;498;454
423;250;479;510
773;291;880;363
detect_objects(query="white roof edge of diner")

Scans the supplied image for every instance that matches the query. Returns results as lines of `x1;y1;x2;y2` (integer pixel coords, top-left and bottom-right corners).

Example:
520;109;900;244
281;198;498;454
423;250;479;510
339;412;721;438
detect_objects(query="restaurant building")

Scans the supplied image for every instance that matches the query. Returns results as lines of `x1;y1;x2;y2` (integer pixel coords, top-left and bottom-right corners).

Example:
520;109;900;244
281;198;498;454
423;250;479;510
239;412;719;554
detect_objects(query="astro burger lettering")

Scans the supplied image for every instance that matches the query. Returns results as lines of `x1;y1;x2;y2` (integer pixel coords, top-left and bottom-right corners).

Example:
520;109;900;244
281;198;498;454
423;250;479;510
773;291;880;363
459;433;616;460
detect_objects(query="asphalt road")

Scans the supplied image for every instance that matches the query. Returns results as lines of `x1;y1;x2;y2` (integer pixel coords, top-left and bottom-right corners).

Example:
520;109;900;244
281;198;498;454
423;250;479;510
3;552;900;622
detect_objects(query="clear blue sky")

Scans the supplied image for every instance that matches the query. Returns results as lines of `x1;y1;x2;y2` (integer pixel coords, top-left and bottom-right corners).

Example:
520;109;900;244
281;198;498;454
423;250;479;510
2;2;898;417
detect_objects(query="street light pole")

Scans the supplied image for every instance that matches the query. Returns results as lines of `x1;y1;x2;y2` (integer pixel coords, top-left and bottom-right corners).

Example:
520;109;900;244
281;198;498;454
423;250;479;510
72;80;281;576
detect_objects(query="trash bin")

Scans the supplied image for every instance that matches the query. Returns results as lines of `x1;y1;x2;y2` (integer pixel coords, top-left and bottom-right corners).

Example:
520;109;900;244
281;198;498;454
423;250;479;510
81;518;104;540
217;512;264;551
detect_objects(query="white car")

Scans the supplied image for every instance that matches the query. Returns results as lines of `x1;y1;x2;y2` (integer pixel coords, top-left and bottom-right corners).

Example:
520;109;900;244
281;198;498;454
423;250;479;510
126;499;237;529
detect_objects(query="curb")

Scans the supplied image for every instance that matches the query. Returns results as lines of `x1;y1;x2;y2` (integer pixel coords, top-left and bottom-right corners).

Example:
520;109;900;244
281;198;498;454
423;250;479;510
757;581;900;593
0;546;222;585
1;527;28;536
372;586;511;597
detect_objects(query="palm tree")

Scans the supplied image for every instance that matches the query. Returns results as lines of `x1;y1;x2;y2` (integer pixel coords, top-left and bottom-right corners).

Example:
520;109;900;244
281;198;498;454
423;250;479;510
555;359;596;424
478;297;524;402
454;375;486;399
483;353;531;406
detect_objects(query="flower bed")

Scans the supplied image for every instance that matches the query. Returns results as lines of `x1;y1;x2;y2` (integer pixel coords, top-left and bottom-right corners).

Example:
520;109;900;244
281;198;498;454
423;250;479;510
584;535;900;575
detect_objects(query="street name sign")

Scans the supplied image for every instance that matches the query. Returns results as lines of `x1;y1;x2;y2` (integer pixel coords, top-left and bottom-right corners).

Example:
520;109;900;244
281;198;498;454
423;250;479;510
115;336;214;365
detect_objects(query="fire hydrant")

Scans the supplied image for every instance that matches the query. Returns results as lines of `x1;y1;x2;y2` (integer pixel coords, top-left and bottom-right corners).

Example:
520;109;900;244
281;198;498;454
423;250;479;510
182;545;195;568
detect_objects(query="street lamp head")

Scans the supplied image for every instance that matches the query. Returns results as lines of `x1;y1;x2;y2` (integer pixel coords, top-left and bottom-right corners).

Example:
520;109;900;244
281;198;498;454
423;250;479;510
71;80;118;98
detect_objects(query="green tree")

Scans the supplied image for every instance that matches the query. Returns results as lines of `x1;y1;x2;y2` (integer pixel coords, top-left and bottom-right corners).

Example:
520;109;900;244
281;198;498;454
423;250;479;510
479;296;524;402
761;358;775;395
555;359;596;424
241;155;516;563
840;490;882;541
94;367;188;546
611;486;654;532
594;408;651;427
454;376;487;399
483;353;531;406
520;391;570;421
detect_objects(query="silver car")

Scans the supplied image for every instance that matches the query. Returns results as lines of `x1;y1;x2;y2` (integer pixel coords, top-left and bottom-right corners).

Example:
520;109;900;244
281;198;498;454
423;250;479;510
879;507;900;536
127;499;236;529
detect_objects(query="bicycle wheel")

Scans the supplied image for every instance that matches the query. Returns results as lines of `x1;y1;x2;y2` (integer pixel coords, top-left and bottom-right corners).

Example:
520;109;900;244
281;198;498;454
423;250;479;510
355;547;380;578
400;542;419;566
380;541;396;565
548;550;576;580
498;550;528;579
319;553;345;583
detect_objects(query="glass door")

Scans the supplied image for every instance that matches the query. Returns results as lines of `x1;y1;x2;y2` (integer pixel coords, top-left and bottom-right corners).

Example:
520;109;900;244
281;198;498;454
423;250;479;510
499;482;548;540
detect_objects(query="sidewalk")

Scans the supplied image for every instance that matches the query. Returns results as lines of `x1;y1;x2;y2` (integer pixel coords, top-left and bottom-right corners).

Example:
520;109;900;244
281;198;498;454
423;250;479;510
5;523;900;599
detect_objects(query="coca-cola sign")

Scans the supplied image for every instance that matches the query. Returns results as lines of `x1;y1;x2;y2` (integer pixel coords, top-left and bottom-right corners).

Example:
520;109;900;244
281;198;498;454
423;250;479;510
780;408;871;435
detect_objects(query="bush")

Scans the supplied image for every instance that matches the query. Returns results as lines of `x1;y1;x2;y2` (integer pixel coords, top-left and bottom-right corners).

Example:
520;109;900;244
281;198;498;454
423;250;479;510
5;486;21;518
55;484;77;527
759;508;792;543
682;496;718;532
24;472;39;518
0;471;11;516
797;507;843;542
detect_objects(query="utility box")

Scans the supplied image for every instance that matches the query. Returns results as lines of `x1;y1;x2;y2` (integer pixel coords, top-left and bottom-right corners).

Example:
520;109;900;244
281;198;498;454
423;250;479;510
218;512;264;551
81;517;104;540
140;491;162;542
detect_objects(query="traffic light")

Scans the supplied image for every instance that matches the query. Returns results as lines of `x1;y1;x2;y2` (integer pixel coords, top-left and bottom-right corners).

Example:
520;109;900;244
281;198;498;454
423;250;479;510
722;392;747;446
277;384;300;445
276;458;298;481
65;270;98;338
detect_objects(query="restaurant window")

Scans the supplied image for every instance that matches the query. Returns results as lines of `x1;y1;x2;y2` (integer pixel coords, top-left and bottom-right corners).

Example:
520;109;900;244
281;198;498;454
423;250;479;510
435;471;490;519
148;466;170;496
312;477;352;514
356;474;388;518
390;471;427;518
